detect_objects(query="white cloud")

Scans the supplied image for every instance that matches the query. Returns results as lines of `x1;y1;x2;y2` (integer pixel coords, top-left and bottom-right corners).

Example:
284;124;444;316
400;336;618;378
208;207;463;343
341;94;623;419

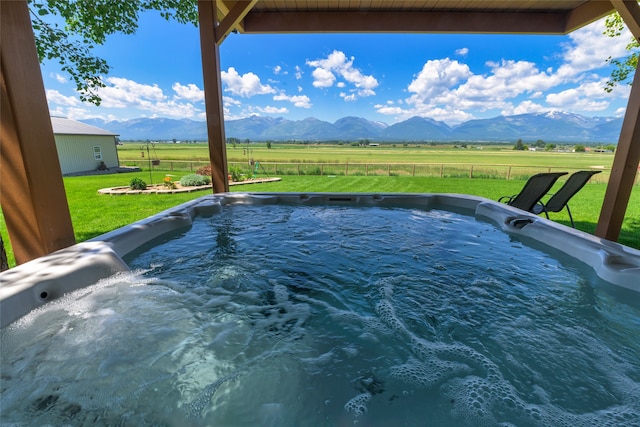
449;59;559;108
172;83;204;102
341;92;357;102
407;58;472;100
558;18;632;78
43;16;633;126
221;67;276;97
376;57;560;124
545;81;611;112
372;16;633;125
311;67;335;88
502;100;548;116
51;73;67;83
306;50;378;99
223;96;242;106
46;89;80;106
258;105;289;114
143;99;200;118
375;99;474;124
273;92;312;108
98;77;165;108
426;107;474;124
49;106;119;122
95;77;202;119
374;104;404;115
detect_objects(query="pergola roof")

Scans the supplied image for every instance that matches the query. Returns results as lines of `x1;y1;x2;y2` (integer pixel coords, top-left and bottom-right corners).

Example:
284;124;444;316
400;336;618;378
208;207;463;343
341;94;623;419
215;0;616;40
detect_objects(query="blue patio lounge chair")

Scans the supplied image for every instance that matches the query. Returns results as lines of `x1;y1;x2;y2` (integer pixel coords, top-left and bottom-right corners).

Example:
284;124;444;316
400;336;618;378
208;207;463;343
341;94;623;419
533;170;602;227
498;172;568;213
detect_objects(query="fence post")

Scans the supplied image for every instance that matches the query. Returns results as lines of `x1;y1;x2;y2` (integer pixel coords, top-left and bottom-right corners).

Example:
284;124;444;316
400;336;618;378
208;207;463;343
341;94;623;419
366;164;369;176
388;164;391;176
470;165;474;179
440;164;444;178
346;162;349;176
507;166;511;180
297;164;300;175
321;164;323;176
413;164;416;176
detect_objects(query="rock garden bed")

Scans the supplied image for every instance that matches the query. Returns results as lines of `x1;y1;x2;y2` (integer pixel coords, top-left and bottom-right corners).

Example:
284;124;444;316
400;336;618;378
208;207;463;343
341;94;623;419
98;177;281;195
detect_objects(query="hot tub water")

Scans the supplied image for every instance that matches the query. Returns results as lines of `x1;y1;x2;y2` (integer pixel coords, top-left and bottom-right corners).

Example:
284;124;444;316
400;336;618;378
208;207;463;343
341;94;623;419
1;204;639;426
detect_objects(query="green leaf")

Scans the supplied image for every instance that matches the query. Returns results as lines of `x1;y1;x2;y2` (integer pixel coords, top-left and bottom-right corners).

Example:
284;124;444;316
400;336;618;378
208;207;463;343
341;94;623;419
28;0;198;106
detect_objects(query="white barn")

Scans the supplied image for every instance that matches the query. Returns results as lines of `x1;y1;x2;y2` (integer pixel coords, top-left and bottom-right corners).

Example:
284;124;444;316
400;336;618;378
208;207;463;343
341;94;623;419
51;117;120;175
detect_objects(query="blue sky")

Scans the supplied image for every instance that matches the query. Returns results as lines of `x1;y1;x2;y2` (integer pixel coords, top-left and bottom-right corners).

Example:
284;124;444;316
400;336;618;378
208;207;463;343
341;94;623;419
42;11;635;126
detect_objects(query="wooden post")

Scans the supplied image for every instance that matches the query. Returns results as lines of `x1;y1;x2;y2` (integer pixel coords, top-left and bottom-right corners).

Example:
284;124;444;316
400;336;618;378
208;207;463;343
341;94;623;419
198;0;229;193
596;62;640;241
0;1;75;265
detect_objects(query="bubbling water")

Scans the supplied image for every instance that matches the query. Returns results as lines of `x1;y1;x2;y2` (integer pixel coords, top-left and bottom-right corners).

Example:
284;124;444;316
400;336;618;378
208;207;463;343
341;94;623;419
1;205;639;426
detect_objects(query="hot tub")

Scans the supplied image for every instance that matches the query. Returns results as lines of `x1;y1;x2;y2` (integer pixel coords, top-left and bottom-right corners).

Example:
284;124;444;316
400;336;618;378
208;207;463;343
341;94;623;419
1;193;639;426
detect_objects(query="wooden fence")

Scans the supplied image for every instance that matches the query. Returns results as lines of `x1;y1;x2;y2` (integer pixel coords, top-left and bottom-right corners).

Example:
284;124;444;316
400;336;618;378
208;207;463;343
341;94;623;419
122;160;626;183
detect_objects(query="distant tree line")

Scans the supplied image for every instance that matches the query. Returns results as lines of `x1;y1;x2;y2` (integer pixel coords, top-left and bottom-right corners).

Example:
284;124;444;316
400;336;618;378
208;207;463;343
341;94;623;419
513;138;615;152
120;138;617;151
224;137;617;149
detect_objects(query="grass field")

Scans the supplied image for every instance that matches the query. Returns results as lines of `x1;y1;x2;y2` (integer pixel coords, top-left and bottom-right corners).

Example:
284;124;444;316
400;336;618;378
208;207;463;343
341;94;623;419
1;143;638;268
120;142;618;171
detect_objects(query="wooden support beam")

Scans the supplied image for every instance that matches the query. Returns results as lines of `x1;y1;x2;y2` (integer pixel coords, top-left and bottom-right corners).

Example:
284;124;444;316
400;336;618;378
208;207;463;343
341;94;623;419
217;1;246;33
596;0;640;241
596;63;640;241
565;0;616;33
0;1;75;265
242;10;571;34
198;0;229;193
611;0;640;41
215;0;257;43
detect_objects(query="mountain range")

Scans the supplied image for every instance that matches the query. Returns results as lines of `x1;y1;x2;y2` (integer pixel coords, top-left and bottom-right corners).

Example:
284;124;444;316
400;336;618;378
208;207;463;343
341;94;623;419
81;111;623;143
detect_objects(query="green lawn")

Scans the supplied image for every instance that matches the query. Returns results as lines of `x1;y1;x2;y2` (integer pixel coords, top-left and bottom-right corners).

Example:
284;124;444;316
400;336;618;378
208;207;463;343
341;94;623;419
1;171;638;268
120;142;618;168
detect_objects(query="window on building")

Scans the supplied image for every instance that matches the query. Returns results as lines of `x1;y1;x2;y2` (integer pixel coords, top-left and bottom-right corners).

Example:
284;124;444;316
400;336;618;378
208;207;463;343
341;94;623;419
93;146;103;160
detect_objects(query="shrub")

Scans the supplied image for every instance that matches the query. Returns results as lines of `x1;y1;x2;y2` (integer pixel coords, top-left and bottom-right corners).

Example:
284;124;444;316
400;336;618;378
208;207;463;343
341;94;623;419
229;166;245;182
180;174;211;187
196;164;212;176
129;177;147;190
